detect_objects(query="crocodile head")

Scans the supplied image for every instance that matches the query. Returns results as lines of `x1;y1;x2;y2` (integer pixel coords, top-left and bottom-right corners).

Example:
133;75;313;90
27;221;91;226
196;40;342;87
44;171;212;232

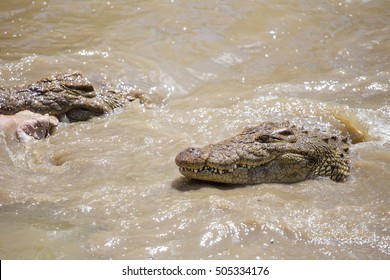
27;72;108;122
175;121;350;184
1;72;141;122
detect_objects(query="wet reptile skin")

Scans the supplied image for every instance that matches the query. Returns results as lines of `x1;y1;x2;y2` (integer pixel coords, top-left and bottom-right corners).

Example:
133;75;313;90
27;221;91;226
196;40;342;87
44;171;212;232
175;121;350;184
0;72;137;122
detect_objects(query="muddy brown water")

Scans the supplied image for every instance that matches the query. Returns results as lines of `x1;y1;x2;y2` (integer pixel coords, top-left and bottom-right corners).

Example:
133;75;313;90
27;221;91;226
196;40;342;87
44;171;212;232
0;0;389;259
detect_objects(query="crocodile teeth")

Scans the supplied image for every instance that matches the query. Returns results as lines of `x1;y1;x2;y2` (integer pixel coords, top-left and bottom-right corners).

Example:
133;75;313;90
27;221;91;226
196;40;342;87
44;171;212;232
181;163;259;175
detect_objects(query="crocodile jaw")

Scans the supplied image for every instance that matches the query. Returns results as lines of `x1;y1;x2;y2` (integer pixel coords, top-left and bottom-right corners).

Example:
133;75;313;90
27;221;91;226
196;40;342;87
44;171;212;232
178;162;274;184
176;149;311;184
175;146;279;184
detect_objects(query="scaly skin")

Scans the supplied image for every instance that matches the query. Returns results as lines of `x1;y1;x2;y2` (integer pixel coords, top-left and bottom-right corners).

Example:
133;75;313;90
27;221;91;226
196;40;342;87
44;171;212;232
175;121;350;184
0;72;137;122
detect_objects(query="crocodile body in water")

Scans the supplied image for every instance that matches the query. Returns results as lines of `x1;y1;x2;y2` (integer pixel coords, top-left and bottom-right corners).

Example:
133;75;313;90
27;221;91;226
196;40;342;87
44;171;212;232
0;72;146;141
0;72;142;122
175;121;350;184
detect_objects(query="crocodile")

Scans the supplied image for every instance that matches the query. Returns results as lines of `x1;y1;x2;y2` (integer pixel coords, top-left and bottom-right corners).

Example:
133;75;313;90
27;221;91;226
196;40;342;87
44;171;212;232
0;72;144;122
175;121;350;184
0;72;149;141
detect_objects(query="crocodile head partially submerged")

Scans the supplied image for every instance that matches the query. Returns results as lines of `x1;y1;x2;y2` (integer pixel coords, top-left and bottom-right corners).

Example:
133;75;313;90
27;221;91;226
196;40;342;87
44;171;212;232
0;72;139;122
175;121;350;184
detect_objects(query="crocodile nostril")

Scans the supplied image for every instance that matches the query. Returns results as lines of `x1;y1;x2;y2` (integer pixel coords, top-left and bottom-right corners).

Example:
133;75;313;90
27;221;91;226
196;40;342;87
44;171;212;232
187;147;202;157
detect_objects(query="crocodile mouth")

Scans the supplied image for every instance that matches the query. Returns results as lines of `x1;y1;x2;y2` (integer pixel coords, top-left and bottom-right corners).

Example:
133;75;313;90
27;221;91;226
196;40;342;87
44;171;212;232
179;160;274;176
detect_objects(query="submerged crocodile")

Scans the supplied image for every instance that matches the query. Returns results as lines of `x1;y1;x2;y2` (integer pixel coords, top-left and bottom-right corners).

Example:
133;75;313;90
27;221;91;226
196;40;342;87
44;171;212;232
0;72;148;141
0;72;144;122
175;121;350;184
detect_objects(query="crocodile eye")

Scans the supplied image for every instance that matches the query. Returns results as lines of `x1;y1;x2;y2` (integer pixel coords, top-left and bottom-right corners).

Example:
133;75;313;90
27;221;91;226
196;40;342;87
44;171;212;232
278;129;294;136
256;135;270;143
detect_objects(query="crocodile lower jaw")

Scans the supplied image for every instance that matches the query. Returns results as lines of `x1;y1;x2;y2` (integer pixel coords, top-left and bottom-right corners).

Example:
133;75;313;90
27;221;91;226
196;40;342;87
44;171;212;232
179;162;270;176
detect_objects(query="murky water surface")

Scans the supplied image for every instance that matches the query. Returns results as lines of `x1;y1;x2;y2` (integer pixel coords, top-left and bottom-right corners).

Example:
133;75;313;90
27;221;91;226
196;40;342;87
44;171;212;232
1;0;389;259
